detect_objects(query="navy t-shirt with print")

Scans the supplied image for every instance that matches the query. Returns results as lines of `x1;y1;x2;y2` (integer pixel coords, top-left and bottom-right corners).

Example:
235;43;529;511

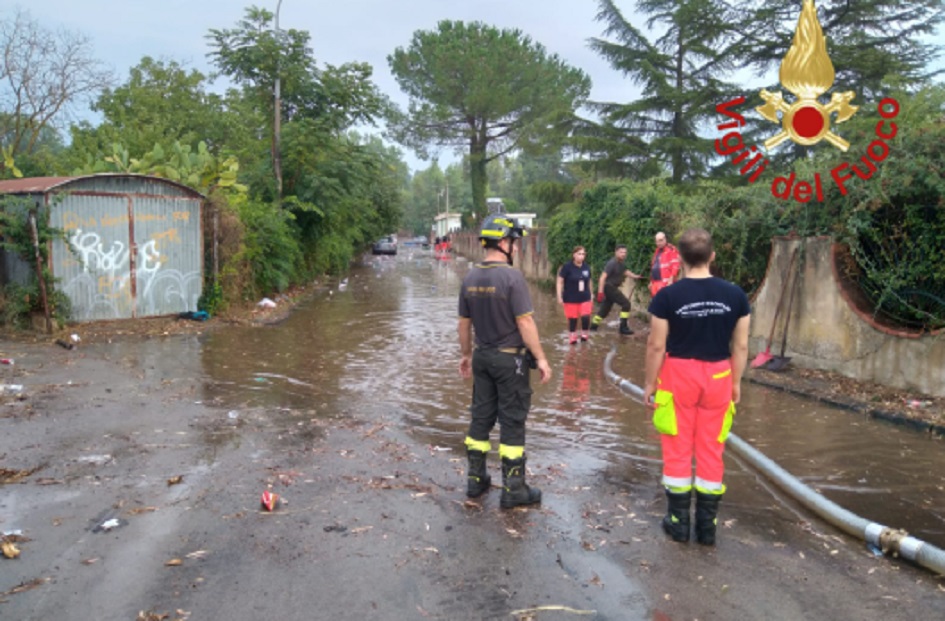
648;277;750;361
558;261;592;303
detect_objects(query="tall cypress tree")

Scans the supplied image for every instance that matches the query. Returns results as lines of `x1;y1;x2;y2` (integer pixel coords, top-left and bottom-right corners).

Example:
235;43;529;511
588;0;745;183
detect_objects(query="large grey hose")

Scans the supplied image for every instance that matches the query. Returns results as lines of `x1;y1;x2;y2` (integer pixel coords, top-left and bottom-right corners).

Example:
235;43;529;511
603;348;945;576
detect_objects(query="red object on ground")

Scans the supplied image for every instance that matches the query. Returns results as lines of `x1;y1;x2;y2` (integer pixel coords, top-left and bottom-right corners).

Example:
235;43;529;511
261;490;279;511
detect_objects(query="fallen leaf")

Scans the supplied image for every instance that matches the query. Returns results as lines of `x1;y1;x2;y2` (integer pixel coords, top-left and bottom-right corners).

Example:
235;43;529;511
167;475;183;486
1;540;20;558
81;558;99;565
349;527;373;535
165;558;183;566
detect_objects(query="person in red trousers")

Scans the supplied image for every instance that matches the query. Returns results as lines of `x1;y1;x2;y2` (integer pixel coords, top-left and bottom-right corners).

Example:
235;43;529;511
643;228;750;546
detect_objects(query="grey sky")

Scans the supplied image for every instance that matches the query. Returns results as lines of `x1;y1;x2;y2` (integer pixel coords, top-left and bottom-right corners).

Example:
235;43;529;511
22;0;642;169
17;1;944;171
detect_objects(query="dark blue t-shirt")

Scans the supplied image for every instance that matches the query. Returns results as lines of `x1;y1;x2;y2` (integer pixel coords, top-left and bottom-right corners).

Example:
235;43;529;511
648;277;750;361
558;261;592;303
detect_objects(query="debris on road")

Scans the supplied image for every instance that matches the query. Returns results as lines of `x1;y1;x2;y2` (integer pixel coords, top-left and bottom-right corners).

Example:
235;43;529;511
261;490;280;511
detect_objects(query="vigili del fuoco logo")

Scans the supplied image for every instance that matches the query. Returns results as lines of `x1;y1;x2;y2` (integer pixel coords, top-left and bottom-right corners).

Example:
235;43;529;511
714;0;900;203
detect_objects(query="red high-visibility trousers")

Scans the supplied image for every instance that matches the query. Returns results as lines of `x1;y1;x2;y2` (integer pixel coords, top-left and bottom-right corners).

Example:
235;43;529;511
657;356;732;493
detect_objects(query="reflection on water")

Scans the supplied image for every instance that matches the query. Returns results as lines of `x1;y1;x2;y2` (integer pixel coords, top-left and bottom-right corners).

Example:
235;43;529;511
198;249;945;548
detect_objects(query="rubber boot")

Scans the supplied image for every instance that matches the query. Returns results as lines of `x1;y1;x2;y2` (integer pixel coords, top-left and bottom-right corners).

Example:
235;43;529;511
619;317;634;335
661;489;691;542
695;491;723;545
466;449;491;498
500;456;542;508
589;317;601;332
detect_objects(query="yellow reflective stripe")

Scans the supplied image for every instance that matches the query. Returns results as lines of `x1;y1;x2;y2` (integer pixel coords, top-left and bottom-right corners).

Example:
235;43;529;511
465;437;491;453
498;444;524;460
480;230;504;238
716;401;736;443
712;369;732;379
695;481;727;495
619;311;630;319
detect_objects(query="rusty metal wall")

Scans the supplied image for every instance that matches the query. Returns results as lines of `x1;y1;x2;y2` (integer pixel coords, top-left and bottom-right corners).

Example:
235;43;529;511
47;176;203;321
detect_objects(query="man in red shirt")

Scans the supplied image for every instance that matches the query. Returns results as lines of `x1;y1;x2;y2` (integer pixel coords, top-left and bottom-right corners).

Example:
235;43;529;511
649;232;681;297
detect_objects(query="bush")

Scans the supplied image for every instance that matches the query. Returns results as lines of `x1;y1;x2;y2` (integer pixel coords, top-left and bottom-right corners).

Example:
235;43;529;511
235;199;302;297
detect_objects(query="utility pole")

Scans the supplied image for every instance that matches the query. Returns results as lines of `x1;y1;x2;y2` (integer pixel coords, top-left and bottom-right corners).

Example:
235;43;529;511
273;0;284;205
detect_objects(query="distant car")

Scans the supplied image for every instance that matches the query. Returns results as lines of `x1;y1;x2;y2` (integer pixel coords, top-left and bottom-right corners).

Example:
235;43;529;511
372;236;397;255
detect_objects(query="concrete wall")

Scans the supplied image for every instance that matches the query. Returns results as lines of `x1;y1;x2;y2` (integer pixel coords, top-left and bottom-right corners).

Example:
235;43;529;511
455;230;945;397
750;237;945;397
453;229;553;282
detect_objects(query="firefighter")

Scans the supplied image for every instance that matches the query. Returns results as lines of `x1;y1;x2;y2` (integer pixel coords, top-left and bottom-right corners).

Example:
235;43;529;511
642;228;750;545
590;244;643;335
458;214;552;508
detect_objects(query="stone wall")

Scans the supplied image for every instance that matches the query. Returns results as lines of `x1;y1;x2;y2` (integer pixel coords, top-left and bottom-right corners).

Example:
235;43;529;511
750;237;945;397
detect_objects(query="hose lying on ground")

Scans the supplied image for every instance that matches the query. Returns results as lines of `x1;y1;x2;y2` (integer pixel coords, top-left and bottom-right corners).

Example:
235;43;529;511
603;347;945;576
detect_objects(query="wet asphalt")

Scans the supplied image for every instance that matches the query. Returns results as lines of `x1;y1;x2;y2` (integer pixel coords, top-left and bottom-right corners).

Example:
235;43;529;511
1;247;943;620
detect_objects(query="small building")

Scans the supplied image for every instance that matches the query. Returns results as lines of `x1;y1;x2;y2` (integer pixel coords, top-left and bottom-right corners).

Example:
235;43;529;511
0;174;204;322
487;197;505;213
505;213;537;229
433;211;462;239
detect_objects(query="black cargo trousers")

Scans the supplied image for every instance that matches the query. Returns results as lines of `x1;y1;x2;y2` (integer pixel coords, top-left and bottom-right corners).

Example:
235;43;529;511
467;347;533;447
597;283;631;319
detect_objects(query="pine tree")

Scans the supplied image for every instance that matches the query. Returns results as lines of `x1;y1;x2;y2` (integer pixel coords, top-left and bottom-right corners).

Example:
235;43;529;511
740;0;944;100
588;0;745;183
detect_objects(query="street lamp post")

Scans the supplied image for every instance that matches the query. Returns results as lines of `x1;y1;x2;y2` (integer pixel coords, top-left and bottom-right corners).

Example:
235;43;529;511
273;0;283;205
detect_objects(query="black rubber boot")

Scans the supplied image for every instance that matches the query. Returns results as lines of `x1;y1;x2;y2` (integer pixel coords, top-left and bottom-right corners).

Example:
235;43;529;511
695;491;723;545
661;489;691;543
466;449;492;498
619;318;634;335
589;318;600;332
500;456;542;508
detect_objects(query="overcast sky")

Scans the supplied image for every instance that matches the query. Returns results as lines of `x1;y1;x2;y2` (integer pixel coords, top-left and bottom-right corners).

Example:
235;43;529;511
17;1;945;172
21;0;647;170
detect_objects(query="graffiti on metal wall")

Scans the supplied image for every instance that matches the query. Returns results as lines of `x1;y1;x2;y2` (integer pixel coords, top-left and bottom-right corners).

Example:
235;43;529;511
60;211;200;320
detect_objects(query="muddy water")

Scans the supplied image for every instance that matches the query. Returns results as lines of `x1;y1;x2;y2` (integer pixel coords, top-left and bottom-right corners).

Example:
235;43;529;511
198;249;945;549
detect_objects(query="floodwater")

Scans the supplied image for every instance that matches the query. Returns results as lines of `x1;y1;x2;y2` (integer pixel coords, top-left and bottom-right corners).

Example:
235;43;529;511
198;247;945;550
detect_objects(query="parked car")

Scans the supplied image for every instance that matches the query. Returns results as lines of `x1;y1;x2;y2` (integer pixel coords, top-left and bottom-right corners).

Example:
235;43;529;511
372;236;397;255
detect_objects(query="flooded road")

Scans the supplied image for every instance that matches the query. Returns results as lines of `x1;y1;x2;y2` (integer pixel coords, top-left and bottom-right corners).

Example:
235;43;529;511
199;249;945;550
5;246;945;621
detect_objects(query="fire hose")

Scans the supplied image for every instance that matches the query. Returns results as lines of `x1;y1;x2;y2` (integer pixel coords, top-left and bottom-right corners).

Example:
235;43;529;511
603;347;945;576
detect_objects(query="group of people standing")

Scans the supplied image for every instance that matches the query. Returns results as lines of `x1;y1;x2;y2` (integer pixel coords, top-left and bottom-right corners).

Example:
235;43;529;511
457;216;750;546
556;233;681;341
433;234;452;259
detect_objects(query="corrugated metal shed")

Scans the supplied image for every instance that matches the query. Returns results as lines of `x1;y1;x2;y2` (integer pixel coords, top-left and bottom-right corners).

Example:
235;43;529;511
0;174;205;322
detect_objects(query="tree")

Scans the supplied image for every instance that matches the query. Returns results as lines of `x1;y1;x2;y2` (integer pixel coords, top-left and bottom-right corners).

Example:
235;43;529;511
588;0;745;184
67;57;228;170
740;0;944;101
388;20;591;214
0;8;112;162
207;6;389;203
